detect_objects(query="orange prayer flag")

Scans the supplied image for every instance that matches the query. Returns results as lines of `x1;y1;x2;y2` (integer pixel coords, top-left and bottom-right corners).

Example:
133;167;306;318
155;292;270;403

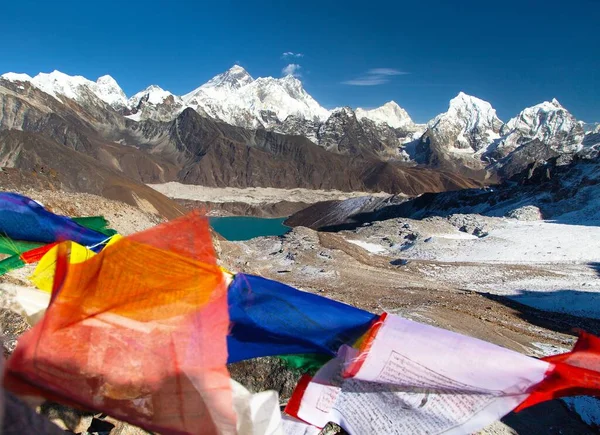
5;212;235;435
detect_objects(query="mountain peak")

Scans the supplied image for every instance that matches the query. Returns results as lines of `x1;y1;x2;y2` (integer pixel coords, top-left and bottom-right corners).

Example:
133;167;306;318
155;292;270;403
356;101;415;129
331;106;355;116
23;70;128;108
427;92;503;153
383;100;400;108
95;75;127;107
281;74;301;83
229;64;247;74
449;92;490;108
1;72;33;83
129;84;177;106
499;98;584;156
144;84;165;92
96;74;119;86
203;65;254;90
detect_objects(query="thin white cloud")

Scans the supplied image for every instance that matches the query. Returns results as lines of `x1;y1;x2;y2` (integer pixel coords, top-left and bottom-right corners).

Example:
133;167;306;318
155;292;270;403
282;52;304;59
343;68;409;86
368;68;407;76
282;63;302;77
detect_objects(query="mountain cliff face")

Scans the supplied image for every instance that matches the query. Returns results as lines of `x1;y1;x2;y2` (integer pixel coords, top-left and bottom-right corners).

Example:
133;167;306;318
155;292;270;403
273;106;424;161
131;108;479;194
0;129;185;219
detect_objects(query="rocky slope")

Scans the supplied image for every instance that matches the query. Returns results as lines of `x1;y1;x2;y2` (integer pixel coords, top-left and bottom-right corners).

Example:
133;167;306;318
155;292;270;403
219;223;600;433
286;144;600;230
0;130;185;219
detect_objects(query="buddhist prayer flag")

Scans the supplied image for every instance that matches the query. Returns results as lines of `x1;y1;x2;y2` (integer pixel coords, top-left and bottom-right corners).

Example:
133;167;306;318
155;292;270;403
227;273;377;363
285;313;600;434
5;212;236;434
0;192;107;246
29;236;122;293
0;236;43;256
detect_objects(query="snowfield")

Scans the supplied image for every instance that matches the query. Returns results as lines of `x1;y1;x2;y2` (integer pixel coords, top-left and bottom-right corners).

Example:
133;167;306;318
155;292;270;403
347;240;387;253
403;220;600;264
404;219;600;317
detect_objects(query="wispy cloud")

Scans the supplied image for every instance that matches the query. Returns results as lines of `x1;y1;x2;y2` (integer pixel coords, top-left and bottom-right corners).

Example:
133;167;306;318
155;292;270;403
342;68;409;86
282;63;302;77
282;51;304;59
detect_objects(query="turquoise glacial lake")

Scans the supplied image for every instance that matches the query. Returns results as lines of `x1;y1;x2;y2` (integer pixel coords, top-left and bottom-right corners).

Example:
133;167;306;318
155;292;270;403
209;216;291;241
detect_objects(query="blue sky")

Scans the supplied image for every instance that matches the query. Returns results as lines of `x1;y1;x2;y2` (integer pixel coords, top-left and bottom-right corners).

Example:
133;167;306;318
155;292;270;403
2;0;599;124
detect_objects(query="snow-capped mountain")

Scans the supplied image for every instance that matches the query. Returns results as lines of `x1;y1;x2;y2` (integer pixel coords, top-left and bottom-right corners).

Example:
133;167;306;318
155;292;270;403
2;66;594;178
355;101;420;130
126;85;186;122
184;64;254;99
413;93;591;178
492;99;585;158
1;70;127;110
182;66;329;129
425;92;503;154
0;66;421;160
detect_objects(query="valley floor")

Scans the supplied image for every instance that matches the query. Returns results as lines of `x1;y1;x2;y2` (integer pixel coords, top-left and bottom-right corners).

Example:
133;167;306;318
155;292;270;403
148;182;392;216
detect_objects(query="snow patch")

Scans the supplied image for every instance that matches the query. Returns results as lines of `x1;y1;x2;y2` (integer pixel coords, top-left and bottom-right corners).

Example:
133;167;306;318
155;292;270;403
434;232;479;240
403;220;600;264
531;342;570;357
347;240;386;254
125;112;142;121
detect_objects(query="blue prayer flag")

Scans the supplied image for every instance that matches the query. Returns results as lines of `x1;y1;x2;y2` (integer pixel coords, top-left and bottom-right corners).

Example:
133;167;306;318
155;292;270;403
0;193;108;248
227;273;377;363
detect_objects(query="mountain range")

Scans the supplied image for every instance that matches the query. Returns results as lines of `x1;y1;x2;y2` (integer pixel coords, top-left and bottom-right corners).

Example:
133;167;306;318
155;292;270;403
0;65;598;217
